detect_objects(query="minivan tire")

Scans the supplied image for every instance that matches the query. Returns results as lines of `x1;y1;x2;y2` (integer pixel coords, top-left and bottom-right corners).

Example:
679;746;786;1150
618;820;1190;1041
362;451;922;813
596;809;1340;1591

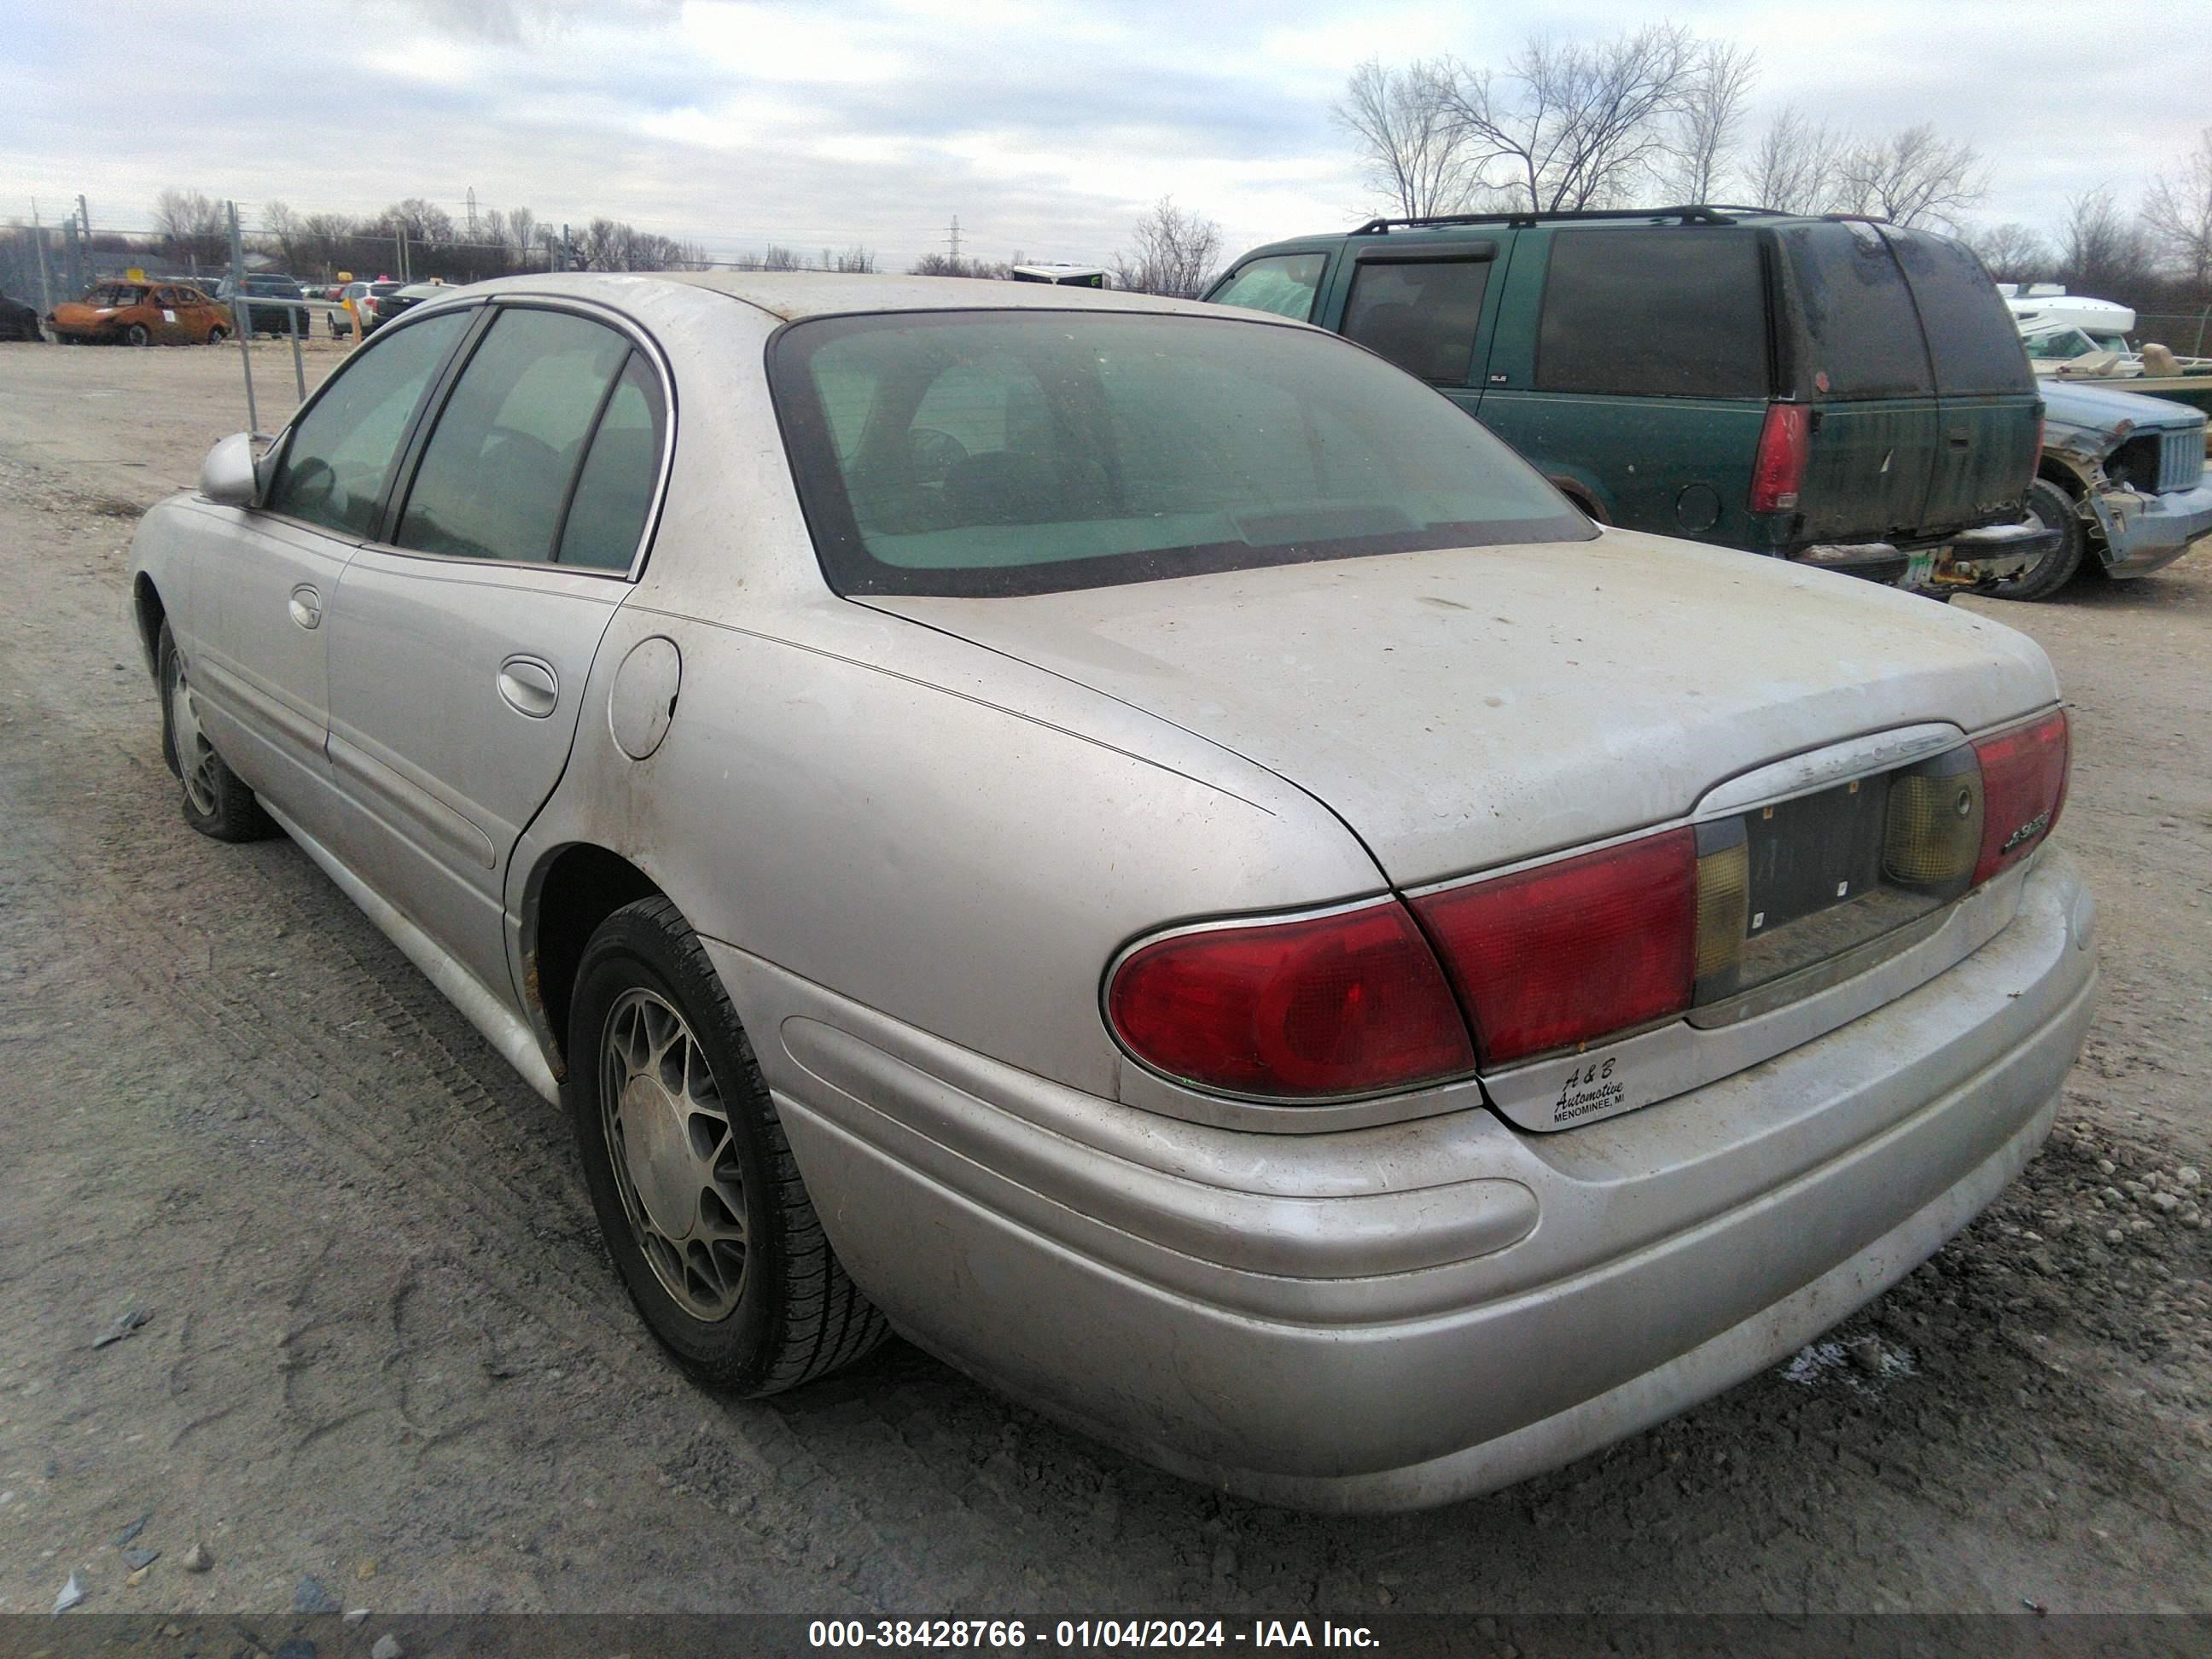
2001;478;2087;602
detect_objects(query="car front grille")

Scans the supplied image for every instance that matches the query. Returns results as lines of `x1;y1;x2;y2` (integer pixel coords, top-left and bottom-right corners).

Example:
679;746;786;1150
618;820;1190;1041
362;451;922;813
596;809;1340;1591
2164;426;2206;492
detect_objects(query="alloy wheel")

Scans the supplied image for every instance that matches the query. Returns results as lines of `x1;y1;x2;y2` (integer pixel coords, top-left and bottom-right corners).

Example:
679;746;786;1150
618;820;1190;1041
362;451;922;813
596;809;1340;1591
167;658;220;817
599;987;749;1321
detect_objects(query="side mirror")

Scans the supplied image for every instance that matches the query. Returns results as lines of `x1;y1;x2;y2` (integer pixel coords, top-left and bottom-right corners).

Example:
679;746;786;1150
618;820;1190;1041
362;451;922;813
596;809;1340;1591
199;432;259;507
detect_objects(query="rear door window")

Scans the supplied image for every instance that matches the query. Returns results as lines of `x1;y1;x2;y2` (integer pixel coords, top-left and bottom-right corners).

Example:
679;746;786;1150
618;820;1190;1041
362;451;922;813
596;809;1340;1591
1778;223;1936;399
557;352;667;570
264;309;472;537
1535;230;1769;399
394;307;632;564
1342;258;1492;386
1883;230;2034;397
1208;253;1329;321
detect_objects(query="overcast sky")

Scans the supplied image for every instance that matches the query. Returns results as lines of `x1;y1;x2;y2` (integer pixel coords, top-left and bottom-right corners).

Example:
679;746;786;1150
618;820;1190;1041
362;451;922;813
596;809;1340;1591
0;0;2197;270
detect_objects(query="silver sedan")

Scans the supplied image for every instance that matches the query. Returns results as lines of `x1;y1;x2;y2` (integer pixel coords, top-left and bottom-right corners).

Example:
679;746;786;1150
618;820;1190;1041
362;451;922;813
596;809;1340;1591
129;273;2097;1511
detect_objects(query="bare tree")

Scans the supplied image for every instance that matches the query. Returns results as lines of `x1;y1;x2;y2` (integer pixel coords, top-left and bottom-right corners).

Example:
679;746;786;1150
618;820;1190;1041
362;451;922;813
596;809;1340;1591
375;197;457;245
479;207;509;259
2058;187;2153;294
152;189;227;267
1748;107;1850;212
2142;126;2212;287
506;207;538;266
1441;23;1700;212
1965;222;2051;284
298;212;355;276
1113;197;1223;297
1836;123;1988;230
760;244;803;271
1667;40;1757;202
1334;57;1478;218
259;200;302;269
907;252;1007;278
834;245;877;274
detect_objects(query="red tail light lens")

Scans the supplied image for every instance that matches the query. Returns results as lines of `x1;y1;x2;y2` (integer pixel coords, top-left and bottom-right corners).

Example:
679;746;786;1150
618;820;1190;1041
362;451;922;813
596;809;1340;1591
1749;402;1811;514
1412;830;1697;1068
1972;709;2069;886
1106;901;1476;1100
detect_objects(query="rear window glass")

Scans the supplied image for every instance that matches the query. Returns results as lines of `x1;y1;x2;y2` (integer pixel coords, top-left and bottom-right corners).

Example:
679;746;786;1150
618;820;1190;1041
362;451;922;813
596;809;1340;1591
1883;230;2034;398
1208;253;1328;321
1535;230;1769;399
1342;258;1491;385
771;311;1591;598
1779;223;1935;400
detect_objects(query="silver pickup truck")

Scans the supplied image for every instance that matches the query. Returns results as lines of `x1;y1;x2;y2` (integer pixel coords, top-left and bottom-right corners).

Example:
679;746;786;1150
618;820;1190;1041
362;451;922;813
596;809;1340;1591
2007;380;2212;600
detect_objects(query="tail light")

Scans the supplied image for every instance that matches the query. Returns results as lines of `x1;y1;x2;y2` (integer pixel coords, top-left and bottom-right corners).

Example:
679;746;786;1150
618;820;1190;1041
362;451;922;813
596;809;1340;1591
1749;402;1811;514
1972;709;2069;885
1106;900;1475;1100
1114;713;2069;1098
1411;830;1702;1068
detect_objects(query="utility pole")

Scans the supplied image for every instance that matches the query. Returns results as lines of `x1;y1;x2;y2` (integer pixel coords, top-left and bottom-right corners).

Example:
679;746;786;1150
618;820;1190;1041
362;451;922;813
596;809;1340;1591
946;215;962;265
465;186;478;242
30;201;53;315
227;200;259;436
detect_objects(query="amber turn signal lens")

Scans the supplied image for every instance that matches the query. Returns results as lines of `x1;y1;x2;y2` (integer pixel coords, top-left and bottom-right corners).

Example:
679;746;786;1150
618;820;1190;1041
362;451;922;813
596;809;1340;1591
1693;839;1749;982
1884;768;1984;888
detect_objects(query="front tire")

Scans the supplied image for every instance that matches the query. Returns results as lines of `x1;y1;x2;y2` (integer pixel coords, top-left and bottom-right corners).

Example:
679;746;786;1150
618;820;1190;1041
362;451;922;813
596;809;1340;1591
207;325;229;346
123;322;151;347
157;623;275;841
1996;478;2088;602
566;897;888;1394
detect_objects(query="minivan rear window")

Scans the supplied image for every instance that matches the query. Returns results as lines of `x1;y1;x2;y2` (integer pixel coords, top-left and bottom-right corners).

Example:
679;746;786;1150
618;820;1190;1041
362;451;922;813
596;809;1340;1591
1534;230;1769;399
1882;229;2034;399
1780;224;1936;400
771;311;1592;597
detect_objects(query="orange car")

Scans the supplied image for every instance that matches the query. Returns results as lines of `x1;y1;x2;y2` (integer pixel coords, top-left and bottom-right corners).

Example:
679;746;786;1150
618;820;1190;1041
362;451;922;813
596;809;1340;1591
49;281;231;346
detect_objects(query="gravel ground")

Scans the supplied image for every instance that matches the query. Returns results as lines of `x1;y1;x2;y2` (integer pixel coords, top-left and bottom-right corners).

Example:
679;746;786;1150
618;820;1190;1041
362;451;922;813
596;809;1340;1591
0;339;2206;1621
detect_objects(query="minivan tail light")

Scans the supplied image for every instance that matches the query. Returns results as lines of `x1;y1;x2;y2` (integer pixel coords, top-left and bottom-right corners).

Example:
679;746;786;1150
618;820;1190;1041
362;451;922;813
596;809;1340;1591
1750;402;1811;514
1412;830;1698;1068
1972;709;2069;886
1106;901;1476;1100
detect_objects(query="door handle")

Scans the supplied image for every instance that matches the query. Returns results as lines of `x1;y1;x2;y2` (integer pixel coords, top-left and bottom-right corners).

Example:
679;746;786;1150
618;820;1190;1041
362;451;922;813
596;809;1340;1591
497;655;559;719
1947;434;1970;449
287;584;322;630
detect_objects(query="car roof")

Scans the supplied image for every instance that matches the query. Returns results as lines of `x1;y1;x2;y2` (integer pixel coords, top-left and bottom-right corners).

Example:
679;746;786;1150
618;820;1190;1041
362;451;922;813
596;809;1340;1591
451;270;1309;328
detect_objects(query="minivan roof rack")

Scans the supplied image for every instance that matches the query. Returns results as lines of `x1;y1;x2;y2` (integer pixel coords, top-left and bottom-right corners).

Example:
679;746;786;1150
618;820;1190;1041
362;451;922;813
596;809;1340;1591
1349;204;1787;235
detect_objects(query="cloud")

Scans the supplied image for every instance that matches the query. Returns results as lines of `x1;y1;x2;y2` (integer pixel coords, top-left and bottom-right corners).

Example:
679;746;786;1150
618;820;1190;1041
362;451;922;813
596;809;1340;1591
3;0;2198;274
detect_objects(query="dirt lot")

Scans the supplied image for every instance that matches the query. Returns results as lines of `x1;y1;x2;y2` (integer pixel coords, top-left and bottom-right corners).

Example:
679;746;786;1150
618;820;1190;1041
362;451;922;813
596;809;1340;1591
0;339;2207;1623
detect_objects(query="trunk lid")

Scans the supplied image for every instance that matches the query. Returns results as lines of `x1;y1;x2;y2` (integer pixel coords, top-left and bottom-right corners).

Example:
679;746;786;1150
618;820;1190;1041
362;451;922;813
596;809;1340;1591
867;530;2058;888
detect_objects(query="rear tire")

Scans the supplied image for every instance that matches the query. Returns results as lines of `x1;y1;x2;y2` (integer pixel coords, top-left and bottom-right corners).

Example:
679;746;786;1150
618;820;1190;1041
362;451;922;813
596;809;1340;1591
157;623;276;841
123;323;150;347
1996;478;2088;602
566;897;889;1394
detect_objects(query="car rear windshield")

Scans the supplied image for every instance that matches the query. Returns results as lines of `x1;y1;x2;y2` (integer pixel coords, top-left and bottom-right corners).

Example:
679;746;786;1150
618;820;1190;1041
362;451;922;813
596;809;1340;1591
771;311;1592;597
1881;229;2034;398
1778;223;1936;399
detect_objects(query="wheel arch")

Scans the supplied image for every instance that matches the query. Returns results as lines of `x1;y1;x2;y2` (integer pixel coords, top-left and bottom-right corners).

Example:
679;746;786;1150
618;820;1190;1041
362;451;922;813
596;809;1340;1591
1545;474;1611;524
521;842;667;1078
132;573;168;678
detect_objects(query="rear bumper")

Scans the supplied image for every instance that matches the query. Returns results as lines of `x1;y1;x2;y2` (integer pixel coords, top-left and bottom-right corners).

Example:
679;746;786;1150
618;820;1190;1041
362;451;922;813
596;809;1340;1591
1943;516;2057;584
2093;480;2212;577
717;851;2098;1511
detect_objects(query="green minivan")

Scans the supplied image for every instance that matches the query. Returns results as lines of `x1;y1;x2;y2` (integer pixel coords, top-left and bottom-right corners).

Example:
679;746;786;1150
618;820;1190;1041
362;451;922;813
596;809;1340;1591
1206;207;2052;591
